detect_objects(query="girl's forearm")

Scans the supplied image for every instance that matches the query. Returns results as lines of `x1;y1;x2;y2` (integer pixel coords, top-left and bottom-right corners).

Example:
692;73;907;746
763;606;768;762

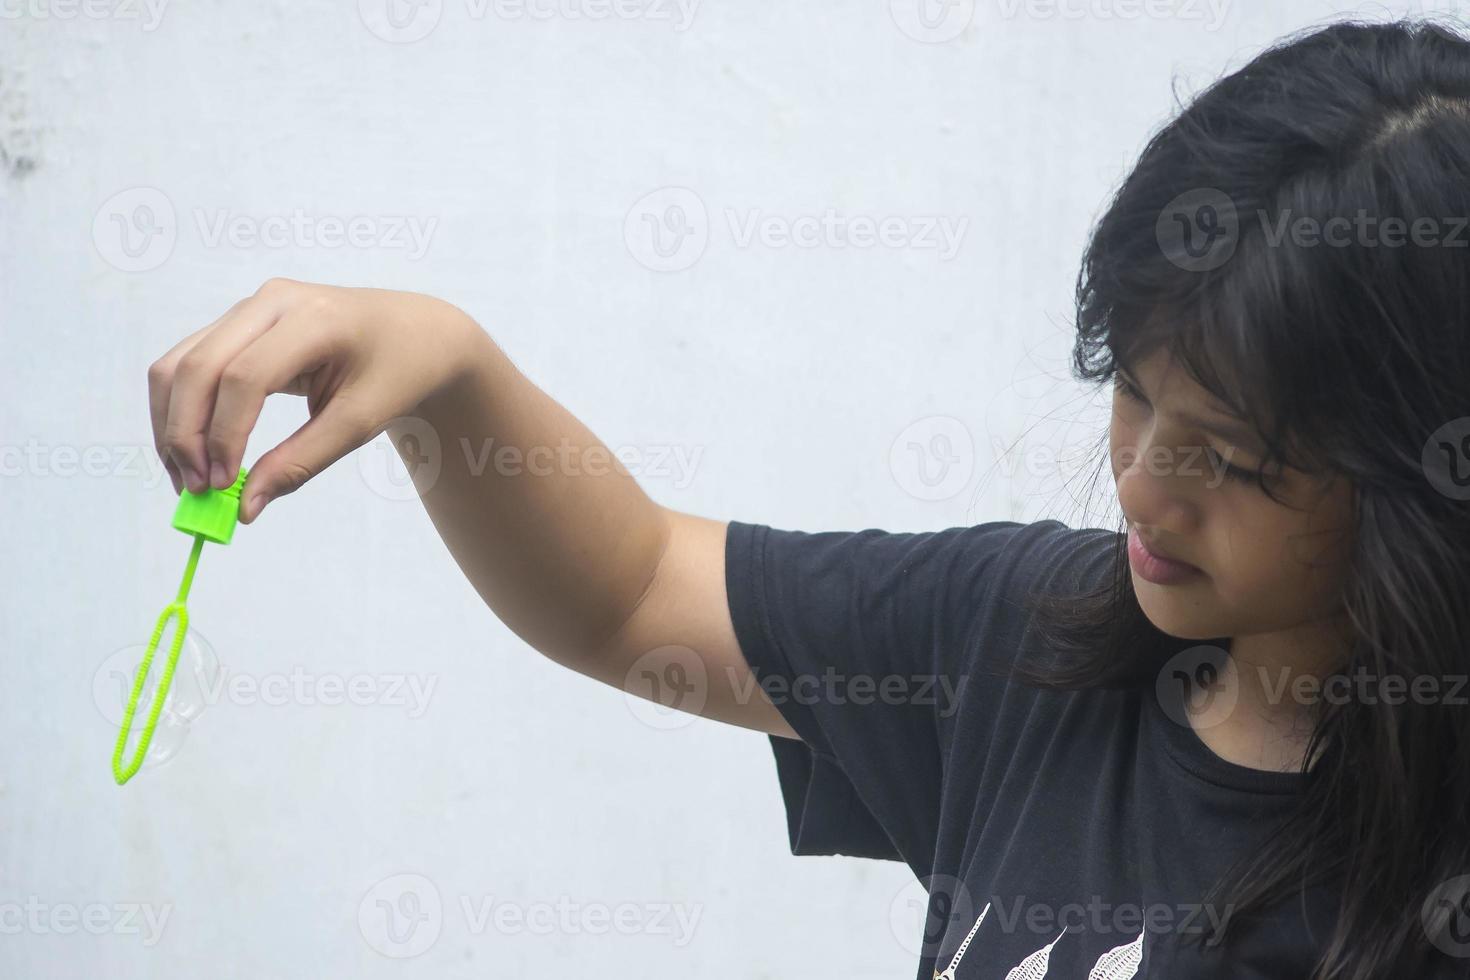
387;324;672;664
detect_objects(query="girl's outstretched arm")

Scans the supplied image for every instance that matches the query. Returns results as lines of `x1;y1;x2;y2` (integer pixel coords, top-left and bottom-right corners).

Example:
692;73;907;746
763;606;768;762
148;276;798;739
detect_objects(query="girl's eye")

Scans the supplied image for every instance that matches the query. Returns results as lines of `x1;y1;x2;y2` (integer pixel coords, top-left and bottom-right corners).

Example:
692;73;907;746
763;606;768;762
1113;373;1273;489
1114;375;1144;403
1205;447;1267;486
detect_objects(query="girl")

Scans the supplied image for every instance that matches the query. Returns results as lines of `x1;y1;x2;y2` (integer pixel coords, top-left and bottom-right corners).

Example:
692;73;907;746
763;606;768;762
146;16;1470;979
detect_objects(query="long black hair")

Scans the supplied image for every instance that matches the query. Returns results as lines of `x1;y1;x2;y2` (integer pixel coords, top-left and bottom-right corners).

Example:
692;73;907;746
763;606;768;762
1019;16;1470;980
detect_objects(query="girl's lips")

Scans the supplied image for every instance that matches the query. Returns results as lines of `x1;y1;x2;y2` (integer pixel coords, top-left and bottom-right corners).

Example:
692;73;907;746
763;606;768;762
1127;526;1203;585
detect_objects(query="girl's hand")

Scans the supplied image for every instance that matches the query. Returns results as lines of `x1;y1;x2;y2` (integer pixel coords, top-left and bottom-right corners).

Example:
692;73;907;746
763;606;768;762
148;277;482;523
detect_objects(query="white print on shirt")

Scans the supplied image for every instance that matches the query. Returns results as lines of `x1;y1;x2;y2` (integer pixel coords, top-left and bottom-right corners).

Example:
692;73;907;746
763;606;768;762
933;903;1145;979
1004;928;1065;979
935;902;989;980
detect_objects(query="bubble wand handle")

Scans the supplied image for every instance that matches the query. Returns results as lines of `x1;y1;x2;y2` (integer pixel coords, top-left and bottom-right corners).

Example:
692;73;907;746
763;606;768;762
111;467;247;787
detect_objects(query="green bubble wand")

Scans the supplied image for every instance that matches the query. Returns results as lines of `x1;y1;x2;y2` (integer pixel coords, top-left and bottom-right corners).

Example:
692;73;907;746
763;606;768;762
112;467;248;785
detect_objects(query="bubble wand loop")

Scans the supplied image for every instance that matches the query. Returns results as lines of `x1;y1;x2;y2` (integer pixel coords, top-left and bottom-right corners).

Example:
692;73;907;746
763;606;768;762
112;468;248;785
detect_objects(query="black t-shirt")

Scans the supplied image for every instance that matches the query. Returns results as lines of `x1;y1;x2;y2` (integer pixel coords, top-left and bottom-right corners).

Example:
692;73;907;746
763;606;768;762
723;518;1451;979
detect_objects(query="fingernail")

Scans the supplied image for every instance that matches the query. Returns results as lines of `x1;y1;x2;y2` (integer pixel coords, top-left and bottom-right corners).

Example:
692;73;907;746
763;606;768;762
182;466;203;493
247;493;269;520
210;461;227;488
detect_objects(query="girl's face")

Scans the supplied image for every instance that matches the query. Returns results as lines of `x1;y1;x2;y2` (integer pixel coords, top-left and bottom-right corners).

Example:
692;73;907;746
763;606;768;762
1108;348;1356;648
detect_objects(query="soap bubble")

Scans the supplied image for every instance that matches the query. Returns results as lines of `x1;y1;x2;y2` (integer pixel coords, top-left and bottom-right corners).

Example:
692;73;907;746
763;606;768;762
115;705;193;770
95;623;222;770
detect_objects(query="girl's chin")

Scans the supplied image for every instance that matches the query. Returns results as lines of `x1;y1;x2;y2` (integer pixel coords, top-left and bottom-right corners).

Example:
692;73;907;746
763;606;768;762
1134;590;1227;641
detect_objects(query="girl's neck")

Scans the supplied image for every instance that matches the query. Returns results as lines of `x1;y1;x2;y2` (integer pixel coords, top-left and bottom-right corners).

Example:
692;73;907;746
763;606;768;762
1185;623;1346;773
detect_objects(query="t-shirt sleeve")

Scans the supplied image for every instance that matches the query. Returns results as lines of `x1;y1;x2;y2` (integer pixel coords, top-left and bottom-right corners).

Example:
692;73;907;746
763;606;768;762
724;517;1087;877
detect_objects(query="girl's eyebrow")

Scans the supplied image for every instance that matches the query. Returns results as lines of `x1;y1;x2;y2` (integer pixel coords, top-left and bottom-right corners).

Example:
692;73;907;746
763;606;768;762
1116;365;1268;456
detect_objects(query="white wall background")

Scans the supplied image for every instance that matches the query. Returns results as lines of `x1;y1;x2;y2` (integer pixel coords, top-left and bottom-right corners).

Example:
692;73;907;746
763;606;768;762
1;1;1458;977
